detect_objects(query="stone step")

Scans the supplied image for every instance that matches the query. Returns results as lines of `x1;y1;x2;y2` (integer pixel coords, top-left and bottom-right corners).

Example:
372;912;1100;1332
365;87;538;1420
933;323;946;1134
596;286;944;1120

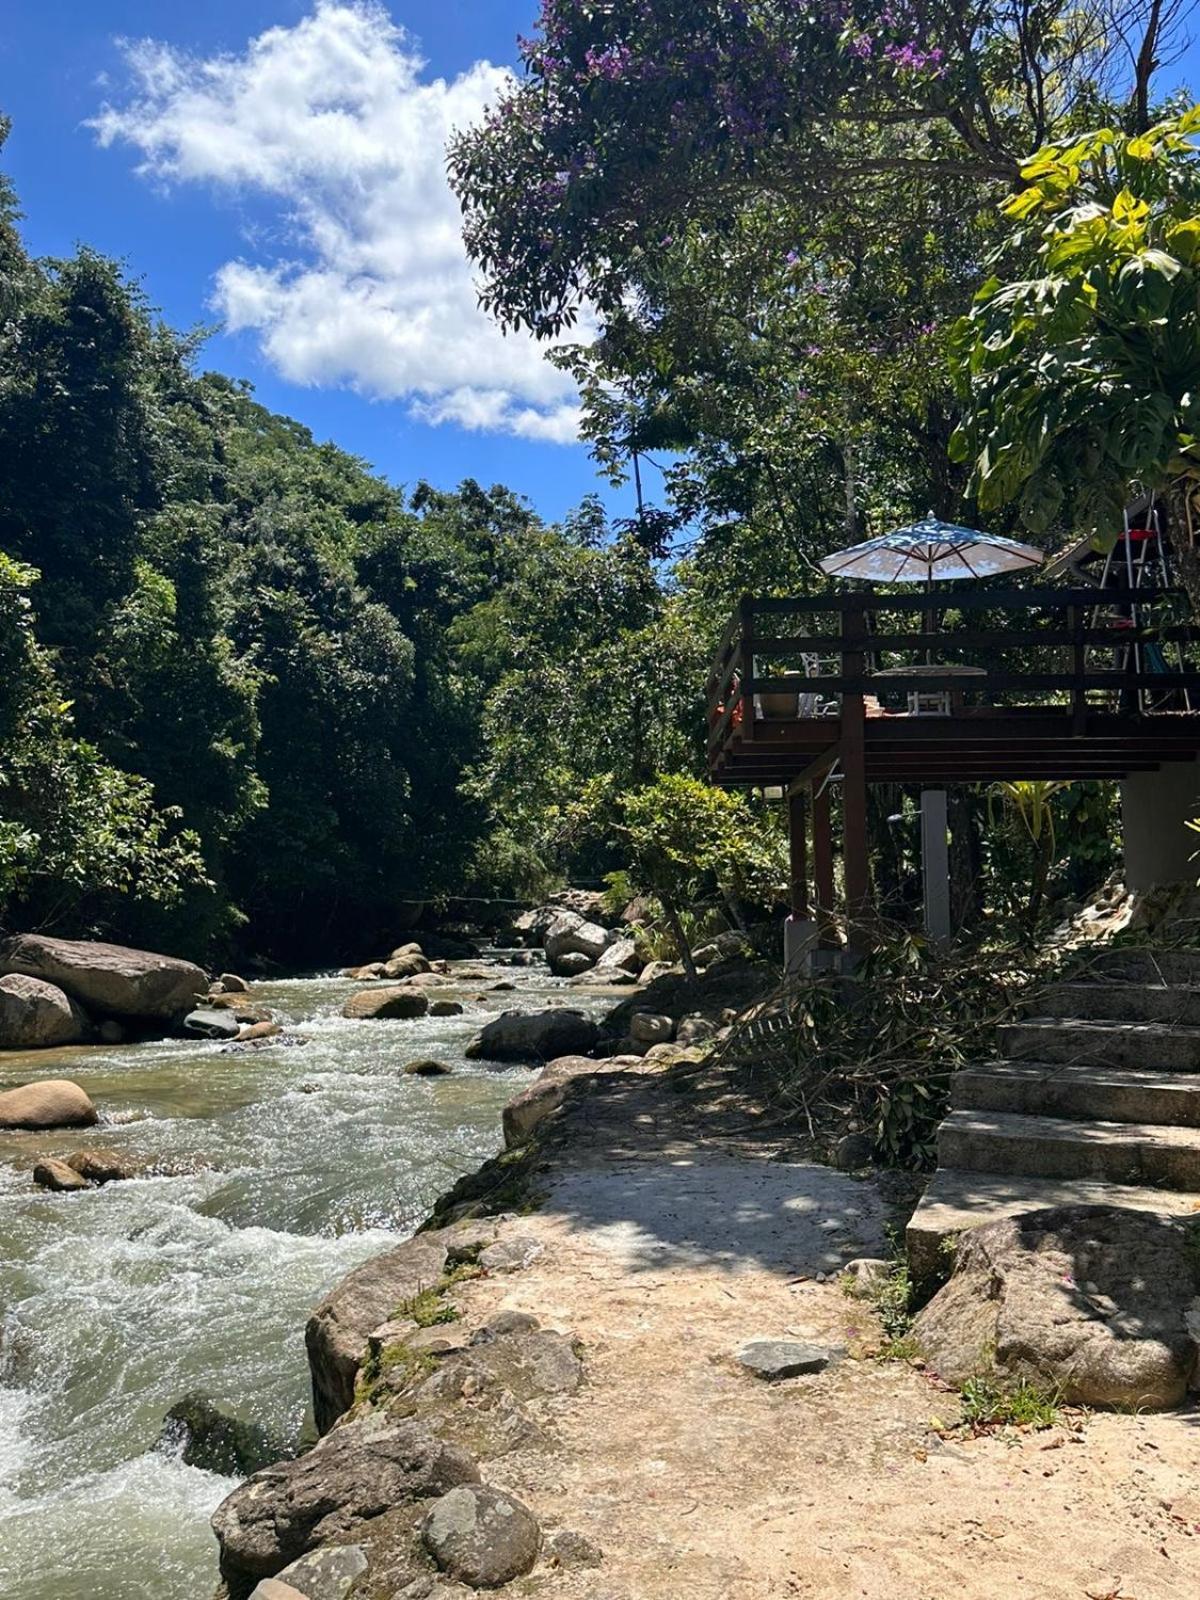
1085;947;1200;987
937;1108;1200;1189
1032;980;1200;1027
906;1167;1200;1291
953;1059;1200;1127
1000;1016;1200;1071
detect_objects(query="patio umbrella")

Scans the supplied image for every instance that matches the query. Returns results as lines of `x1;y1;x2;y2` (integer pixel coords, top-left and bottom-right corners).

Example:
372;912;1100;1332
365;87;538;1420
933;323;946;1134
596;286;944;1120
819;511;1044;584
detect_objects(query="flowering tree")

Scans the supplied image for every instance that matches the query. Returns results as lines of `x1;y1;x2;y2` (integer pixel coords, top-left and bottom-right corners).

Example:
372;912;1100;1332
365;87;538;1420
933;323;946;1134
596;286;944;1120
450;2;1184;583
450;0;1182;339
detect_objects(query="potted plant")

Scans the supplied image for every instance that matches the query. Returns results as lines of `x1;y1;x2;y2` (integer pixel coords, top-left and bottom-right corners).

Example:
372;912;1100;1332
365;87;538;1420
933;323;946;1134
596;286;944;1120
758;664;797;720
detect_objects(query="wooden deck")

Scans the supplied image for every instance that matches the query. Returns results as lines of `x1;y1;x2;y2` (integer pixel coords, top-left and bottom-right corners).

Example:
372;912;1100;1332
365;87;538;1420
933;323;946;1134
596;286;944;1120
709;587;1200;789
708;586;1200;938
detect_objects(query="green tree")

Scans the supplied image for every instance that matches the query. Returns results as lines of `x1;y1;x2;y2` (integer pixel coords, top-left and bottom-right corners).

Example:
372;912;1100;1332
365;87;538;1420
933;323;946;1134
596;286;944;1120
616;774;786;980
951;106;1200;544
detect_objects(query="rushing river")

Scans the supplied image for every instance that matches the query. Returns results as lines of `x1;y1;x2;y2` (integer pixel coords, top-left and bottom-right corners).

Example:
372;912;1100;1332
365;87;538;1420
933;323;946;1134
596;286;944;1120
0;959;603;1600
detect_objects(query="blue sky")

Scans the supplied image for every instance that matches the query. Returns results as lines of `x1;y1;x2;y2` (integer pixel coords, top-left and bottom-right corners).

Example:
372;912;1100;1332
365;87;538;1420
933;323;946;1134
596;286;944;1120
1;0;637;523
2;3;1197;529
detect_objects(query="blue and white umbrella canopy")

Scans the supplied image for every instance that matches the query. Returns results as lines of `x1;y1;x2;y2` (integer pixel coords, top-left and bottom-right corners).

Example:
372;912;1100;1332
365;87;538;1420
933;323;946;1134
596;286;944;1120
819;512;1044;584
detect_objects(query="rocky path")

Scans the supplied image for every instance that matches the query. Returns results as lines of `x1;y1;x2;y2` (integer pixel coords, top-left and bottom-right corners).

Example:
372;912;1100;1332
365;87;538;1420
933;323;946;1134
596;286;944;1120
236;1056;1200;1600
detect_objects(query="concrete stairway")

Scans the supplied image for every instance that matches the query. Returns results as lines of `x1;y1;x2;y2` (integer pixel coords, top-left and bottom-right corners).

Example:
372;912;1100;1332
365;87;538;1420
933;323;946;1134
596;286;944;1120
907;947;1200;1288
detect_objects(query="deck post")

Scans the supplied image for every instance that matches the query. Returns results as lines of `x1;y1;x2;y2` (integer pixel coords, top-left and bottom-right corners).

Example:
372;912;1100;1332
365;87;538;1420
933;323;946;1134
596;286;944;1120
784;789;817;976
841;599;870;943
787;790;809;917
812;782;836;948
920;788;952;941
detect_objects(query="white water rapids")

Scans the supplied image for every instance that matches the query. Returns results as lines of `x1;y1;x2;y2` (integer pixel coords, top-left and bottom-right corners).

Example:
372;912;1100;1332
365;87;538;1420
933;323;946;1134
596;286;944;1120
0;961;606;1599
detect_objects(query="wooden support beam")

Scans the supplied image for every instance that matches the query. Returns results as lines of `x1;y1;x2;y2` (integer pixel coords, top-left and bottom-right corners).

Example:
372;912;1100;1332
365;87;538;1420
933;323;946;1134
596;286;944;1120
812;782;836;947
788;790;809;918
785;744;841;796
841;601;871;943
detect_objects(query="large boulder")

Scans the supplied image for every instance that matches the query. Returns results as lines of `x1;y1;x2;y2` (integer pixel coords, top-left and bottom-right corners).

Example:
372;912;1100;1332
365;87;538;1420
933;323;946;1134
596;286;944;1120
422;1484;541;1589
212;1412;479;1590
0;1079;97;1129
306;1226;496;1432
160;1392;287;1477
542;911;612;975
184;1007;241;1040
464;1008;599;1063
0;974;89;1049
340;988;429;1021
0;934;205;1020
501;1054;604;1148
593;937;641;978
383;949;431;980
913;1205;1200;1411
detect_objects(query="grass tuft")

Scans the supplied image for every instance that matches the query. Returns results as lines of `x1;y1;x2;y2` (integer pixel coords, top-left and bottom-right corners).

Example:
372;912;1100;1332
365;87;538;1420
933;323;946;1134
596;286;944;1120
959;1375;1060;1430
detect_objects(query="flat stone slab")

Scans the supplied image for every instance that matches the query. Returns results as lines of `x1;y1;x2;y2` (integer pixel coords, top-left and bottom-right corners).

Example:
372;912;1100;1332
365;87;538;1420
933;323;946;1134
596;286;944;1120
736;1340;837;1380
479;1235;544;1274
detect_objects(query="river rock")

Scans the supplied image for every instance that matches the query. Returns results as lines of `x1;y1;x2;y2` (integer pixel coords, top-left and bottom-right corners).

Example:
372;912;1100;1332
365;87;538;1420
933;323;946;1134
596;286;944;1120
267;1544;369;1600
548;1529;605;1569
465;1009;599;1063
693;931;750;966
543;911;612;975
429;999;463;1017
212;1413;480;1587
676;1014;716;1047
502;1055;598;1147
185;1007;241;1040
217;973;251;994
239;1021;283;1041
384;948;431;980
160;1392;287;1477
0;974;90;1049
67;1148;139;1184
834;1132;874;1170
637;960;677;985
737;1340;836;1380
0;1079;97;1129
630;1012;674;1044
343;962;386;980
593;937;641;978
97;1019;125;1044
249;1583;307;1600
306;1224;498;1432
341;988;430;1021
403;1059;452;1076
422;1484;541;1588
33;1156;89;1192
553;951;594;977
0;933;205;1020
912;1205;1200;1411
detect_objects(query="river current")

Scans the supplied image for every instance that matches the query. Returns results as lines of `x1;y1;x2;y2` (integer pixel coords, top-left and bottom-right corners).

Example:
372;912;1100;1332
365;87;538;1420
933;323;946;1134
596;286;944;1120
0;961;602;1600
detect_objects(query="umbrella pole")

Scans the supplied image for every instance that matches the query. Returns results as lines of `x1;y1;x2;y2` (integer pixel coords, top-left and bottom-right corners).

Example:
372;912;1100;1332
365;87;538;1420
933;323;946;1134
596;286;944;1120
924;574;935;665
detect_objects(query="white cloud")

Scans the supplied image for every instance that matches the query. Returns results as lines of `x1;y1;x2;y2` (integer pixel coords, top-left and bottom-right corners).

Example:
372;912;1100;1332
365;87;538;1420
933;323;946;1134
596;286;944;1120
90;2;582;443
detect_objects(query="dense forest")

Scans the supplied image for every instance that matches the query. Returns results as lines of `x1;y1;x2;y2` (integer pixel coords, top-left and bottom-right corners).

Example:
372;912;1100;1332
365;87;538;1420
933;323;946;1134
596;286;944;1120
0;119;725;964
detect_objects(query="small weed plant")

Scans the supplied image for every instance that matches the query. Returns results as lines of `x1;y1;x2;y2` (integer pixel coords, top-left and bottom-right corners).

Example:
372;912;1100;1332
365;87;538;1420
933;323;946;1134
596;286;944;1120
960;1375;1060;1430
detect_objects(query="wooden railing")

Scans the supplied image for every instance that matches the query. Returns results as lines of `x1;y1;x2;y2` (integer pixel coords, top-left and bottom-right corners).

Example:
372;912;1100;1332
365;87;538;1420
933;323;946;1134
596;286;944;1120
707;586;1200;760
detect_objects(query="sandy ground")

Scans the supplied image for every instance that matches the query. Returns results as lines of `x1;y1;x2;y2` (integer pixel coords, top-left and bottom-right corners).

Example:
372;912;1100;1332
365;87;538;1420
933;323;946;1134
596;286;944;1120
441;1063;1200;1600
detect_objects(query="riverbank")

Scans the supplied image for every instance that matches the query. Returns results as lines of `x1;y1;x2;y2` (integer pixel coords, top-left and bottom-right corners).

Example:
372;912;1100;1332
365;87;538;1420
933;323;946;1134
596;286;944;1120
233;1041;1200;1600
0;958;620;1600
